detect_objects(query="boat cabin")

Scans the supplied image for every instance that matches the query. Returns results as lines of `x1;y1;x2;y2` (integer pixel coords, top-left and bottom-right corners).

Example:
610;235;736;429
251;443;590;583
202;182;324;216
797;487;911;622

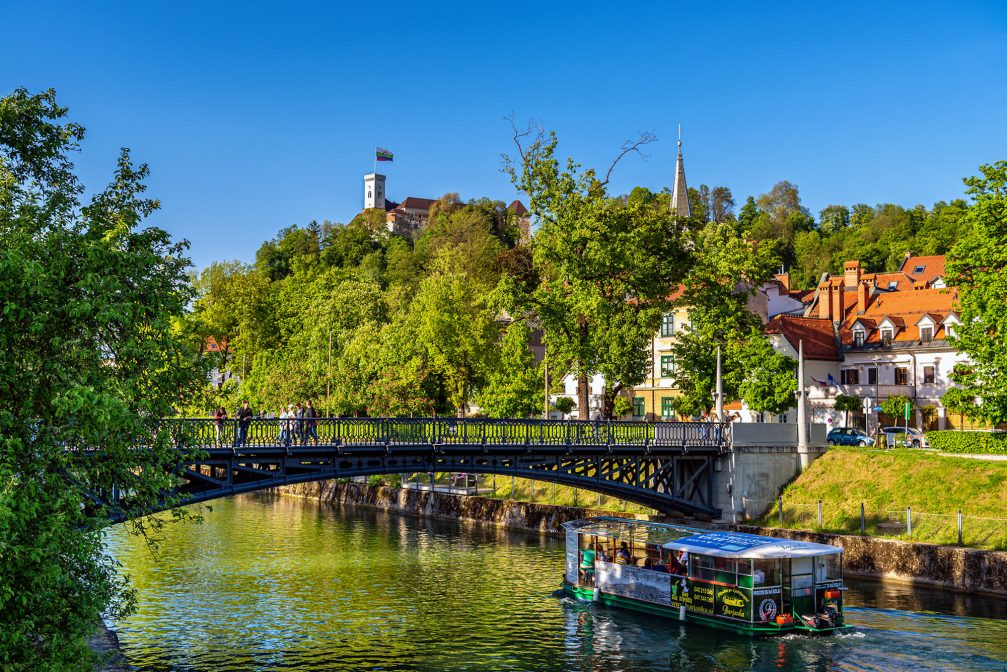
562;517;848;634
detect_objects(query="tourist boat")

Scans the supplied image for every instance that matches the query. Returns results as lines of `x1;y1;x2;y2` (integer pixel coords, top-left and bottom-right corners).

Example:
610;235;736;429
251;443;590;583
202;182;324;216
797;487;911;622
561;517;850;635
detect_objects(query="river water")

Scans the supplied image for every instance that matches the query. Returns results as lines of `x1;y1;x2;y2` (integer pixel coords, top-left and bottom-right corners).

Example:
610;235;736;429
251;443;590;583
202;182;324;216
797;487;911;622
106;493;1007;671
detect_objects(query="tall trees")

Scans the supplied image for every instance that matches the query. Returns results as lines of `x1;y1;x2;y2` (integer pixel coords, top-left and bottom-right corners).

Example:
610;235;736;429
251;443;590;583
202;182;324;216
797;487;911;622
945;161;1007;425
475;321;543;418
0;88;205;668
505;126;690;418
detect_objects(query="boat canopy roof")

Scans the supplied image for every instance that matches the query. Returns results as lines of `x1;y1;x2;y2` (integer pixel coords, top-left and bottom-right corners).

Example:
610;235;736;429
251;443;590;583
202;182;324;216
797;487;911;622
663;531;841;559
562;518;841;559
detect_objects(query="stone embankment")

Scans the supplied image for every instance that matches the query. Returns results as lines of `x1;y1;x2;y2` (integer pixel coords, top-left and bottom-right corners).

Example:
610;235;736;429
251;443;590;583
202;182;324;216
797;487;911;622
277;480;650;535
736;525;1007;597
279;481;1007;596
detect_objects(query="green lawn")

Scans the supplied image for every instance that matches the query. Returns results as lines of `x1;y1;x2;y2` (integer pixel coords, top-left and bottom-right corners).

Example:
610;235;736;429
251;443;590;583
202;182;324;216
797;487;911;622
757;447;1007;548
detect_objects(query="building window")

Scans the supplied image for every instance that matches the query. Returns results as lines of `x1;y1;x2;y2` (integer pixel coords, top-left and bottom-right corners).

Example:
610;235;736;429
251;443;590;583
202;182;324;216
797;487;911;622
881;328;893;343
920;326;933;343
946;324;955;338
895;367;909;385
660;355;676;378
841;369;859;385
853;330;864;347
923;365;936;384
661;313;675;337
887;281;898;290
632;397;645;417
913;265;926;274
868;367;878;385
660;398;676;419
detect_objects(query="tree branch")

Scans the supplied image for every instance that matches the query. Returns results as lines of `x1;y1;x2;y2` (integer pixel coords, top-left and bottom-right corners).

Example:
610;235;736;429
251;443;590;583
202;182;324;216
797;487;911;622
601;131;657;186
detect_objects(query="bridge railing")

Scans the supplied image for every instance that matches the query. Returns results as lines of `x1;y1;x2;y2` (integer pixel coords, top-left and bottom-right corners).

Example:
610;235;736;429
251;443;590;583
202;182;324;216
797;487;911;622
165;417;729;451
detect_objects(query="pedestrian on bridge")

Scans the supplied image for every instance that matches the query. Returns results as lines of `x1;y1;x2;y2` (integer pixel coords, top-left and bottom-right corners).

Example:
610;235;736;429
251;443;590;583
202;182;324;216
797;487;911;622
235;400;253;449
302;400;318;445
213;406;228;446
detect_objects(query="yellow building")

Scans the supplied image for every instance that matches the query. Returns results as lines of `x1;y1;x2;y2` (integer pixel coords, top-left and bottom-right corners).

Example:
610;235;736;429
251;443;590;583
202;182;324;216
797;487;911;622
630;301;690;420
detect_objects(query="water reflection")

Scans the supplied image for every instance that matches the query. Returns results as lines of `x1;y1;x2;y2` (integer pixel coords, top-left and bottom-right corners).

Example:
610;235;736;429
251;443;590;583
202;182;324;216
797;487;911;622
108;493;1007;671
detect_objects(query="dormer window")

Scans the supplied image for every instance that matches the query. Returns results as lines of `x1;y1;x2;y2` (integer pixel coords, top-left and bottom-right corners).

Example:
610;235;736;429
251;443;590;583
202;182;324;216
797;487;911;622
920;326;933;343
853;330;865;347
913;265;926;274
881;328;894;343
887;281;898;290
946;324;955;338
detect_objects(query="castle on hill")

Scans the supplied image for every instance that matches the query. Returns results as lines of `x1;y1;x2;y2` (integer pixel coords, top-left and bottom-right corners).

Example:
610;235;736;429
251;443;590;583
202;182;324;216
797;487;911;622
363;172;529;239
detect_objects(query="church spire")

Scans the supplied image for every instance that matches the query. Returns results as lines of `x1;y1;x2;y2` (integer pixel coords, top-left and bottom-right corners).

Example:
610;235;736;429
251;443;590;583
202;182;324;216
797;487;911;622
670;124;691;218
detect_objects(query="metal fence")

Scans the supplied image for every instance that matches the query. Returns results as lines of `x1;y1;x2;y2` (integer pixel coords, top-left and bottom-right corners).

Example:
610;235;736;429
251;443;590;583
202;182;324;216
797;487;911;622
748;498;1007;550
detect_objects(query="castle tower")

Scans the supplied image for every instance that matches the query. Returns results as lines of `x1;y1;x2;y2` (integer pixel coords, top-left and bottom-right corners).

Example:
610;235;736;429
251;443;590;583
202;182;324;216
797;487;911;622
364;173;386;210
670;126;691;218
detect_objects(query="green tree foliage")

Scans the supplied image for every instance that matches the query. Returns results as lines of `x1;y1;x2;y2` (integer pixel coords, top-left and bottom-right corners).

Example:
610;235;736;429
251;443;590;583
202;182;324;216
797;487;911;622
475;321;543;418
0;88;205;669
945;161;1007;424
880;394;914;420
833;394;863;426
504;126;689;418
737;333;798;416
554;396;576;416
670;220;781;417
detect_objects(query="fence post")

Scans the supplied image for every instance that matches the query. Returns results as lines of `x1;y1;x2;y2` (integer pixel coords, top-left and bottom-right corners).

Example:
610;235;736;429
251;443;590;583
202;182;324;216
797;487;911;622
598;491;603;507
860;503;866;535
511;474;515;499
958;509;963;546
493;474;497;496
907;506;912;538
552;481;556;505
817;500;823;529
778;497;784;527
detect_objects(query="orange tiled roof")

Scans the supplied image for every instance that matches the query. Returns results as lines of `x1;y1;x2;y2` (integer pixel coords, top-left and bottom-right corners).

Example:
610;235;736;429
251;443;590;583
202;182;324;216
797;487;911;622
900;254;946;282
765;315;840;361
839;287;958;346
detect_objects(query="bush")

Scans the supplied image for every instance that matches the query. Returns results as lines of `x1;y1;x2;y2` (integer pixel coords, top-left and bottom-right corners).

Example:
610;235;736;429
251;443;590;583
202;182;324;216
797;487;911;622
553;396;576;416
925;430;1007;454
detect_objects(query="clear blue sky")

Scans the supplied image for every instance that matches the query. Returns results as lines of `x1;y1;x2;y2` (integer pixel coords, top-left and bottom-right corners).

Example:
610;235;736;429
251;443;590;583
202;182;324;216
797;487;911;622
4;1;1006;270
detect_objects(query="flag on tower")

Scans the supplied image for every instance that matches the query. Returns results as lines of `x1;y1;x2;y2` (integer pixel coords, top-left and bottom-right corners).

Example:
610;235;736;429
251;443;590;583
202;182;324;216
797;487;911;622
376;147;394;162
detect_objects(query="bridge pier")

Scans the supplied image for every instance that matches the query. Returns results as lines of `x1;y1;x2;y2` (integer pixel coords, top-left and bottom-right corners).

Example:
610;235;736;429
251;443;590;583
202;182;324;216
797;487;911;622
711;422;828;524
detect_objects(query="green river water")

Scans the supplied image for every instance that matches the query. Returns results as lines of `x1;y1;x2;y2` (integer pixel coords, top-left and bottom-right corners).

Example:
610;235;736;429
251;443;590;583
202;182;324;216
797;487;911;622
106;493;1007;671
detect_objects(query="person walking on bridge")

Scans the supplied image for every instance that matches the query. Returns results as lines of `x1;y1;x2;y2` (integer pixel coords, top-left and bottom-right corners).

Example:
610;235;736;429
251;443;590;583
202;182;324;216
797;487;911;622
235;400;253;449
213;406;228;446
302;400;318;445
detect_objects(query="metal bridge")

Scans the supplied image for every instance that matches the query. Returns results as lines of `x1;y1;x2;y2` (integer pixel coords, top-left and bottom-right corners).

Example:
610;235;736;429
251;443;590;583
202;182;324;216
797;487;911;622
150;418;729;518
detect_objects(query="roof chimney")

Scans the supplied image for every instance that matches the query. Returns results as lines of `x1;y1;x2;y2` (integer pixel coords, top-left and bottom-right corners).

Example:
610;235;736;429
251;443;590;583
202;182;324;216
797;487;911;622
831;281;845;326
844;260;862;289
818;283;832;320
857;280;871;315
775;272;790;291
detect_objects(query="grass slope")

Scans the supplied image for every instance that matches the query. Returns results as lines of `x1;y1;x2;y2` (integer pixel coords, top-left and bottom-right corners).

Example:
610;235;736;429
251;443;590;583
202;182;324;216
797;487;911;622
760;447;1007;548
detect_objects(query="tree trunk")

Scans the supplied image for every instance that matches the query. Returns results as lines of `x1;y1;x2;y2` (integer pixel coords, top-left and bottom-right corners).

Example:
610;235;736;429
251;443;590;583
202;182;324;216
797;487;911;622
578;370;589;420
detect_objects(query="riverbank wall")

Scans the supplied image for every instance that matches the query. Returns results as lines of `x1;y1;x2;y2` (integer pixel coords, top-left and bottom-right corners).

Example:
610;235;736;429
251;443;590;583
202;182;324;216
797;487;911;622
278;481;1007;596
736;525;1007;597
277;480;653;535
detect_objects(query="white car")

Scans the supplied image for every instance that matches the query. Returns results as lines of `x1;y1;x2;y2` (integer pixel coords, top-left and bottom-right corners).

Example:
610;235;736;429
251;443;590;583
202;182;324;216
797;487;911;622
880;426;928;449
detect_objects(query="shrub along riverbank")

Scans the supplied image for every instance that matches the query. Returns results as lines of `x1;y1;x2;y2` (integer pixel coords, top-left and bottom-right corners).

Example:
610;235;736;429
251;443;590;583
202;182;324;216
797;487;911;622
757;447;1007;549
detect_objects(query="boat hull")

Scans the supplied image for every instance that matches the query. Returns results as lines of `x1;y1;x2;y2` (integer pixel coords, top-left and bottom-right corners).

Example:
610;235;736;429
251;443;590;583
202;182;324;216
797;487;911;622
562;582;850;636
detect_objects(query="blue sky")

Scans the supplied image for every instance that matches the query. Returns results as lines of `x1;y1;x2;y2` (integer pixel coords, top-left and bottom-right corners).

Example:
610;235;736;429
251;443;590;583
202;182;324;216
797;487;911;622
4;2;1006;270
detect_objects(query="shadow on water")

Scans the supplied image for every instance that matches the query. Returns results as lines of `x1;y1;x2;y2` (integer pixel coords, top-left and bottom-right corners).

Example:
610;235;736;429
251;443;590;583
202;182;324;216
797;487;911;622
107;493;1007;672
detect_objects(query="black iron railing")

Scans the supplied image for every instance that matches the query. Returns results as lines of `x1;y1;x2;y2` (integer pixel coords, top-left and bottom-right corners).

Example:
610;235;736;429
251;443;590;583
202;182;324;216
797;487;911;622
163;417;729;451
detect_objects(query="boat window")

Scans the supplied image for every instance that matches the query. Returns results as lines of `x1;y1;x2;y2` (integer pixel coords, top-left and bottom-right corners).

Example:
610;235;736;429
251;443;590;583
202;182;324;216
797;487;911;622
753;558;781;586
713;556;737;585
691;554;716;581
816;553;842;582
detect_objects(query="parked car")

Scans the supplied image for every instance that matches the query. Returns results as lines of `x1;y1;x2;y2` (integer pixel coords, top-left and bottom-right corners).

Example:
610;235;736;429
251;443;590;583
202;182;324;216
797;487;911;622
826;427;874;447
880;426;929;448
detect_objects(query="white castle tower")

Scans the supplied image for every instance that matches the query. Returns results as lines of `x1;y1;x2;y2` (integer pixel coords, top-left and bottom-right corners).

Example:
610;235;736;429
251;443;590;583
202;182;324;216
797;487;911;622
364;173;386;210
